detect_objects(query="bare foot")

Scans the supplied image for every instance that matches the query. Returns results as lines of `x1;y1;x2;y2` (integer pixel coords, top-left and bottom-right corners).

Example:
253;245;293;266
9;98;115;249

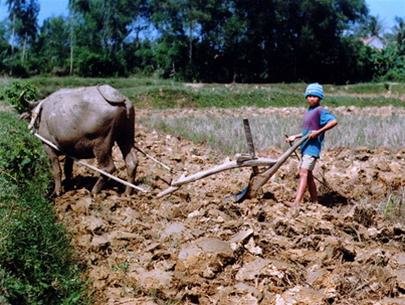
283;201;299;208
287;204;300;217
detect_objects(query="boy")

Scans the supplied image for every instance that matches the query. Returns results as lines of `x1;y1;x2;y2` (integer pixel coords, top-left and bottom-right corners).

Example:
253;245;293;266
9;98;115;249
285;83;337;207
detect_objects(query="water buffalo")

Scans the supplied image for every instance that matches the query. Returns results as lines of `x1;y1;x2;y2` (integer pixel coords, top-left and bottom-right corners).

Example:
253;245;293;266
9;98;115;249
29;85;138;196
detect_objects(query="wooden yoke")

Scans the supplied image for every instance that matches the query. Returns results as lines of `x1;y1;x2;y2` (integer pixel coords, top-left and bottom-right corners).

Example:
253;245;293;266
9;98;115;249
247;134;309;198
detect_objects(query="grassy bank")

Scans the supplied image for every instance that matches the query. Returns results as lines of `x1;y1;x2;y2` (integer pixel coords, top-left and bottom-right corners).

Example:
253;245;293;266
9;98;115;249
0;111;88;305
1;76;404;109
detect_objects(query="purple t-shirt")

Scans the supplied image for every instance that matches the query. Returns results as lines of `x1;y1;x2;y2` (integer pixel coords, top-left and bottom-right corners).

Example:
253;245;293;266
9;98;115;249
300;106;336;158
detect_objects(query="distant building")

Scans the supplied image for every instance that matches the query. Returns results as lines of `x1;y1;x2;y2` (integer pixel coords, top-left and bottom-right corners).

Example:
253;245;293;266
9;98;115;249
361;36;386;50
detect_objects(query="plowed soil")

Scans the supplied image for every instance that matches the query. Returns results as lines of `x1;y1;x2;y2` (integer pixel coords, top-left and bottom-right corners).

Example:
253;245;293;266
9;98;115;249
54;108;404;305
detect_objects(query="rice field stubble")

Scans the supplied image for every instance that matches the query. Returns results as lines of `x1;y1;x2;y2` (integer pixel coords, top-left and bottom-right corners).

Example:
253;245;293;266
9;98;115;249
138;107;405;155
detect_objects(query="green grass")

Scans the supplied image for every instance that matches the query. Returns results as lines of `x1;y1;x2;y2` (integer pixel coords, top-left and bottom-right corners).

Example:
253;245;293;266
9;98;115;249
379;189;404;224
330;82;405;95
0;111;88;305
1;76;403;109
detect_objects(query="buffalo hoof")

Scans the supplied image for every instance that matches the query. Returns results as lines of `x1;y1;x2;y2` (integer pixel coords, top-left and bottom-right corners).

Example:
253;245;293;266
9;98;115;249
124;187;134;196
48;188;61;199
91;184;102;195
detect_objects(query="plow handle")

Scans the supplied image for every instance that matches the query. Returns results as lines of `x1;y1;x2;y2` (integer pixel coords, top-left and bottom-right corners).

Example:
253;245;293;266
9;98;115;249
247;135;309;198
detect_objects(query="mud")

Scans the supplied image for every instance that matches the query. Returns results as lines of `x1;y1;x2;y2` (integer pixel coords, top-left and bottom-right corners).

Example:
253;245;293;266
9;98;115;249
54;109;404;305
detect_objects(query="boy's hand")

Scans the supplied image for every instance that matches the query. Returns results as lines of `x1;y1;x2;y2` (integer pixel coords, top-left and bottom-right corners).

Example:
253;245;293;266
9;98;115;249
285;135;297;143
308;130;320;139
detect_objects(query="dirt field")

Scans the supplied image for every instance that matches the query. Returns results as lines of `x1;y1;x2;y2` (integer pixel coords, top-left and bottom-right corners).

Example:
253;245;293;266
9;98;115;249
54;108;404;305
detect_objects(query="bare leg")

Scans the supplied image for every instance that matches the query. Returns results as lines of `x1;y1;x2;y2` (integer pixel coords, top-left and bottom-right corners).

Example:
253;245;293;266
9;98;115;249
293;168;310;205
307;171;318;203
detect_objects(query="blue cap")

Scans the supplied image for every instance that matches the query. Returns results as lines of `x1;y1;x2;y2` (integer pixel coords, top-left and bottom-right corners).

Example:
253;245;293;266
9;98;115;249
304;83;324;99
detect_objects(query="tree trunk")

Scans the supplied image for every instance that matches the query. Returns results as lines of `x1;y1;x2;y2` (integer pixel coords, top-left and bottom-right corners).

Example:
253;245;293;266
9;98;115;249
69;14;74;75
21;35;27;63
188;22;193;66
11;13;15;54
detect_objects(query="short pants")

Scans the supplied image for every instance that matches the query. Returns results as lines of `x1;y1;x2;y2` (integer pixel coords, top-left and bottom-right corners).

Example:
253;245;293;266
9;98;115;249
300;154;317;171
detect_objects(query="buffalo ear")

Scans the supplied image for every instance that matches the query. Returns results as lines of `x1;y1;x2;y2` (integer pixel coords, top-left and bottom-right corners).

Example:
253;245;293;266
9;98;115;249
19;101;39;122
27;100;40;110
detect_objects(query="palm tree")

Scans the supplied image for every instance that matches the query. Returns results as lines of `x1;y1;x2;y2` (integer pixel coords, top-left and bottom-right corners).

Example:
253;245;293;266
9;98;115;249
392;17;404;54
367;15;383;38
5;0;39;63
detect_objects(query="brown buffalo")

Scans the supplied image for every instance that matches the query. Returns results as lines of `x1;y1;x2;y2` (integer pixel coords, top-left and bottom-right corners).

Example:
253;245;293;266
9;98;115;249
29;85;138;195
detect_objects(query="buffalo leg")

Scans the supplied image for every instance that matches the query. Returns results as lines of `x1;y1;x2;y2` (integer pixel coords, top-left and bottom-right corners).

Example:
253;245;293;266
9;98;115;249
92;149;116;194
63;157;74;190
118;143;138;195
118;101;138;195
44;146;63;196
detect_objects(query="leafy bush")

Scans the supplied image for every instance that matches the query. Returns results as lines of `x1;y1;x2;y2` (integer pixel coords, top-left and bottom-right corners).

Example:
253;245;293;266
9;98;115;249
1;81;38;114
0;111;88;305
0;112;49;187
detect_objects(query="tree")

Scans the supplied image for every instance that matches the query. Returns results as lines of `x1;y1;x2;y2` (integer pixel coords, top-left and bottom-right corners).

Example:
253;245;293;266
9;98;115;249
34;16;71;74
0;21;11;73
360;15;384;38
144;0;371;83
374;17;405;81
392;17;405;55
0;0;395;81
68;0;147;76
147;0;199;78
5;0;39;64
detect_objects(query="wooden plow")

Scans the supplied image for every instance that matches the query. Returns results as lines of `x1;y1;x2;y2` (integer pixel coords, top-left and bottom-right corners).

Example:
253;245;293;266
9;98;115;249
157;119;309;202
33;118;306;200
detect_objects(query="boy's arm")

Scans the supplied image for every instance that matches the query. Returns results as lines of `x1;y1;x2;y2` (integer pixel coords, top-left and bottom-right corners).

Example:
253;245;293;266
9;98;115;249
309;119;338;139
286;133;303;143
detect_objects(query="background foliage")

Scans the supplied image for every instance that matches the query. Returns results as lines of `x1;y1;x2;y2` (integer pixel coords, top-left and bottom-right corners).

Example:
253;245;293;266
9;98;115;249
0;0;404;83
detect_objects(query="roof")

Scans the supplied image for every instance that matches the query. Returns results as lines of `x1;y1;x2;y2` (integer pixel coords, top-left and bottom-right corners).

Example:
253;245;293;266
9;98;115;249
361;36;386;50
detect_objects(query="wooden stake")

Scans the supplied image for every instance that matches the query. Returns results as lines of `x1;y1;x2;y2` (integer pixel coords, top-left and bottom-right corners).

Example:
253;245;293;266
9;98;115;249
243;118;259;175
